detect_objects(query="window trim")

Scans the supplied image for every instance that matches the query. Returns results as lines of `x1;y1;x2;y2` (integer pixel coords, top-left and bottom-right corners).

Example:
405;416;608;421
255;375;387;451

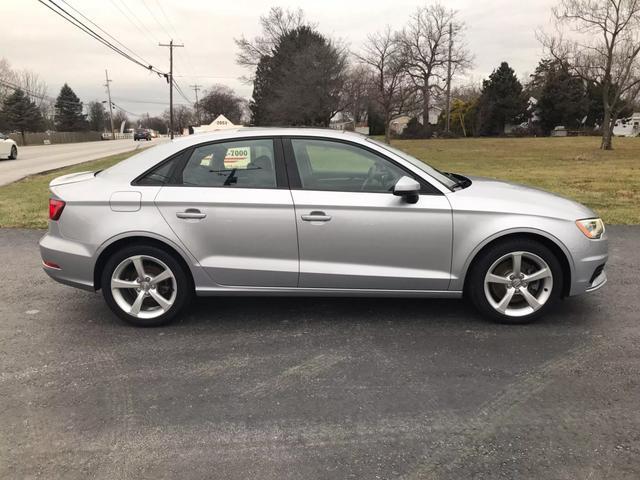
282;136;442;195
132;136;289;189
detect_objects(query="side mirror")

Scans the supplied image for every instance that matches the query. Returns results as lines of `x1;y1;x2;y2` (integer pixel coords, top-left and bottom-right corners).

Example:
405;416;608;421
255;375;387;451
393;176;420;204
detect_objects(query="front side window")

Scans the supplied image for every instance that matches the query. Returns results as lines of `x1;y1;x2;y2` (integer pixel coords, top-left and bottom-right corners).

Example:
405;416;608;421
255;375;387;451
180;139;277;188
290;139;406;193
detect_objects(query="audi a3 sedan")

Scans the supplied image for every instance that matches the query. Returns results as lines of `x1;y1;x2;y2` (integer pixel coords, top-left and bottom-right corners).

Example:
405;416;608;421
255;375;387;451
40;128;608;327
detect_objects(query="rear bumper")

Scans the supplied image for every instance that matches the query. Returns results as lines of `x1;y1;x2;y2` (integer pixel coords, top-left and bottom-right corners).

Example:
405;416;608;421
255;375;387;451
39;231;95;291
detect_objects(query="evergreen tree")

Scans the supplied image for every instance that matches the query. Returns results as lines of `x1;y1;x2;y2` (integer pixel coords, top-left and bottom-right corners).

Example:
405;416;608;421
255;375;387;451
250;26;347;126
54;83;88;131
1;88;44;143
534;60;588;134
476;62;527;136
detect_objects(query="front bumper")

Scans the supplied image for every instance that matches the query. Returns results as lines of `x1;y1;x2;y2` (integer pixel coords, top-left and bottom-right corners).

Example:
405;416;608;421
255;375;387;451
568;235;608;296
39;231;95;291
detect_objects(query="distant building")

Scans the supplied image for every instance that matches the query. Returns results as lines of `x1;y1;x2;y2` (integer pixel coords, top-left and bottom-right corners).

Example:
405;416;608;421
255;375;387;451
389;107;443;135
187;114;237;135
613;113;640;137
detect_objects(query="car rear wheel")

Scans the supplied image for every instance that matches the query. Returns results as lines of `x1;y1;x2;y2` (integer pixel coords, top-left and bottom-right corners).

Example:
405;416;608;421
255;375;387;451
101;245;192;327
467;239;563;324
9;145;17;159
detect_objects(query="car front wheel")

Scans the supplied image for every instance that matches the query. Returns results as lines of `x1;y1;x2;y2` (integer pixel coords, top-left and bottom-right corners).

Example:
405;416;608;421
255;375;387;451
467;239;563;324
101;245;192;327
9;145;17;159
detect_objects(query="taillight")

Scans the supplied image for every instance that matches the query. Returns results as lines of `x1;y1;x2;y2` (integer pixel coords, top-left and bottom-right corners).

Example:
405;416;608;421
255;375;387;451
49;198;65;220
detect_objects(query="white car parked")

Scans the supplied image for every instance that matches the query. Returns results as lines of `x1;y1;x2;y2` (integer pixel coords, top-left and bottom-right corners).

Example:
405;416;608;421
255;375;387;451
0;132;18;159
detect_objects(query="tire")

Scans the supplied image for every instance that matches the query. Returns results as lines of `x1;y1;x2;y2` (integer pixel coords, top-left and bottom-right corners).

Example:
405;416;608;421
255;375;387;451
8;145;17;160
466;238;563;324
101;244;192;327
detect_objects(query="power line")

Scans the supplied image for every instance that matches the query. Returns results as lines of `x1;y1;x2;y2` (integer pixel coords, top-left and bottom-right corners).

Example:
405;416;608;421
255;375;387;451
37;0;165;76
58;0;155;69
142;0;172;39
112;0;159;44
107;0;156;46
112;96;189;106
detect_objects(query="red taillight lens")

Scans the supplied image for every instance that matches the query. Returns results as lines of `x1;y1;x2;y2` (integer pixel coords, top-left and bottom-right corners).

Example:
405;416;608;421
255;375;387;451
49;198;65;220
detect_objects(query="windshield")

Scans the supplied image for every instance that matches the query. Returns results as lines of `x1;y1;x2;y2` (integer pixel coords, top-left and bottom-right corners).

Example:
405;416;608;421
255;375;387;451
366;138;458;190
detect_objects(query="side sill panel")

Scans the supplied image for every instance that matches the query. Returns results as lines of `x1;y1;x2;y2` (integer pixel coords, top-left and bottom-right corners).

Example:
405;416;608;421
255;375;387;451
195;287;463;298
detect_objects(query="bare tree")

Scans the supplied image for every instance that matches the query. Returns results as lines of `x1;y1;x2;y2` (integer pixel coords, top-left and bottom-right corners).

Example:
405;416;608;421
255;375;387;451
342;64;373;125
15;70;48;110
355;27;411;143
198;84;246;124
163;105;193;134
235;7;311;67
541;0;640;149
0;58;17;105
399;3;472;128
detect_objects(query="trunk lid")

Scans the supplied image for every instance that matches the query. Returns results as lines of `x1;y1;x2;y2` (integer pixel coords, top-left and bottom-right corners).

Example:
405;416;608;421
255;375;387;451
49;171;96;187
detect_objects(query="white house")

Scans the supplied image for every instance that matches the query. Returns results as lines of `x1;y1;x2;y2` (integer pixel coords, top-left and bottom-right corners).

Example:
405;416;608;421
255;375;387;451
613;113;640;137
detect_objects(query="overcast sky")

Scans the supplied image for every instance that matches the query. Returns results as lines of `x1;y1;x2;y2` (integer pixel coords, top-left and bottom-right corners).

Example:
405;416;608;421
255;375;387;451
1;0;557;117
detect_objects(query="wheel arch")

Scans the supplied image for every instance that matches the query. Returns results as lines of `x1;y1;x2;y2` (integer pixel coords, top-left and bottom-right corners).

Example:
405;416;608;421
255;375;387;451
93;233;196;291
461;229;574;297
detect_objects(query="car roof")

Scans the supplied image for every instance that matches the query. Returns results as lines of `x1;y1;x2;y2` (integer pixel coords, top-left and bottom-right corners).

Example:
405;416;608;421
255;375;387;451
101;127;367;181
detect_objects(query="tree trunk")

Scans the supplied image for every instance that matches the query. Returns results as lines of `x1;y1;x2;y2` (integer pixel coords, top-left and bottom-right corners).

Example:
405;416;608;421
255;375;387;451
384;112;391;144
601;107;613;150
423;86;430;128
20;129;26;146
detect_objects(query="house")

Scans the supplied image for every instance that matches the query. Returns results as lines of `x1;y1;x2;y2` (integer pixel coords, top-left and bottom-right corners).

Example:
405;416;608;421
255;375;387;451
188;114;237;135
389;107;443;135
613;113;640;137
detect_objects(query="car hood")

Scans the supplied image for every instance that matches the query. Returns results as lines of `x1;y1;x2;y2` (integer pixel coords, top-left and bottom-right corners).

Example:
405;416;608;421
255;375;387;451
447;175;596;221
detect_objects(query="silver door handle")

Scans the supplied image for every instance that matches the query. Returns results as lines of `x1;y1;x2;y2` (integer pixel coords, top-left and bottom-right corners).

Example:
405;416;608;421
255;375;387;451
176;209;206;220
301;211;332;222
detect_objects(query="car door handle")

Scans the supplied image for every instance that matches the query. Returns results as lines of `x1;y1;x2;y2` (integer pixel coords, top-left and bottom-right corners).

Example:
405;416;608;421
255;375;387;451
176;209;206;220
301;211;332;222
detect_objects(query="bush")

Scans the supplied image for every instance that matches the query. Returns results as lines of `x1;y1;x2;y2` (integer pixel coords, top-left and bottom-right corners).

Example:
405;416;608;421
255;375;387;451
400;117;433;139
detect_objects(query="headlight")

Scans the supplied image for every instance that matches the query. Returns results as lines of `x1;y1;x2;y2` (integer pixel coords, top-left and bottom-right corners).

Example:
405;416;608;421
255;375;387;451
576;218;605;239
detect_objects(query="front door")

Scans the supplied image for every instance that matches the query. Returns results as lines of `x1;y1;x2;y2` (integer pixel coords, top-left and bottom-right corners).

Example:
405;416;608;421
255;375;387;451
155;137;299;287
286;138;452;291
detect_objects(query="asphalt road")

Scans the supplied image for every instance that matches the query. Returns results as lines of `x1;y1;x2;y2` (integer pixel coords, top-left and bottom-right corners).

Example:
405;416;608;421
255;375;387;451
1;227;638;479
0;138;164;186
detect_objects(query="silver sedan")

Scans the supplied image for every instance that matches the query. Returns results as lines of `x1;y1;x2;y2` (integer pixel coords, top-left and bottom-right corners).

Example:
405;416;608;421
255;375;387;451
40;129;608;326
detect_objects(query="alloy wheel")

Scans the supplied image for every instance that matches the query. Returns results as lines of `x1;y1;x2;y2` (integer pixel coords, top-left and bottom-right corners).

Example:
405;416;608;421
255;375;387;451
483;251;553;317
110;255;177;319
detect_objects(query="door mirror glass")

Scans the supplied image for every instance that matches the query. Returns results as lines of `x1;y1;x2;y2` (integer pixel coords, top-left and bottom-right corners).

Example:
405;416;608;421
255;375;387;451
393;176;420;204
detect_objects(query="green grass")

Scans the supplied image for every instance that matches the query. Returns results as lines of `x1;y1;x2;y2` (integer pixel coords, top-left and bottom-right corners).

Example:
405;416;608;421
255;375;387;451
0;136;638;228
391;136;640;224
0;151;137;229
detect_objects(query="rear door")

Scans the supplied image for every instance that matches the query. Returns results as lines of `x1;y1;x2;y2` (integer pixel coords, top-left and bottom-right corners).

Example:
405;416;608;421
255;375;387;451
285;137;453;291
154;137;299;287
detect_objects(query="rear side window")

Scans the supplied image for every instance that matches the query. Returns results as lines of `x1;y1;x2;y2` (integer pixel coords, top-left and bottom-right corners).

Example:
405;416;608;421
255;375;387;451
179;139;276;188
136;156;180;185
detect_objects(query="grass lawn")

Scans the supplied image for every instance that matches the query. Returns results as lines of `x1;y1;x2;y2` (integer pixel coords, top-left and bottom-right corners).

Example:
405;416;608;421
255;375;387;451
392;136;640;224
0;136;638;228
0;151;137;229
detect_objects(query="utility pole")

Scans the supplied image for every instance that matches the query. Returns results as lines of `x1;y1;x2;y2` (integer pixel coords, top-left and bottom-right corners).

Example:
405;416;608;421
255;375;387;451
104;69;115;140
159;39;184;140
190;83;202;125
445;22;453;133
